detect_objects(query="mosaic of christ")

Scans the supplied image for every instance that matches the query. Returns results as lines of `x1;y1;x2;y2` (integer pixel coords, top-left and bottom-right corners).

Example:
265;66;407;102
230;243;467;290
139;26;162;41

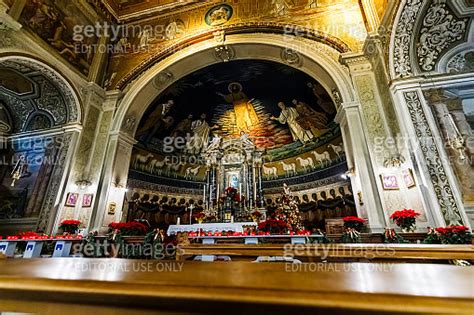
136;60;338;154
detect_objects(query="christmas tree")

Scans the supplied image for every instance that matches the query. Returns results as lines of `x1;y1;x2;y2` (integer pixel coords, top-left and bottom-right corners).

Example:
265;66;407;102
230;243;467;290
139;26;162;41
272;183;303;232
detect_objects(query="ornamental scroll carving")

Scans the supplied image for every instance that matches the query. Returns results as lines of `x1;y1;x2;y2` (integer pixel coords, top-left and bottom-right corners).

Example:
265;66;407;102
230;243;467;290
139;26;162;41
417;0;468;72
393;0;423;78
404;91;463;225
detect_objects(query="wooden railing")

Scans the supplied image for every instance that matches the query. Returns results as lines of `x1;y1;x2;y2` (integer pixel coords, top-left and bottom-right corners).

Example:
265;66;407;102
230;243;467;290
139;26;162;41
176;243;474;262
0;258;472;314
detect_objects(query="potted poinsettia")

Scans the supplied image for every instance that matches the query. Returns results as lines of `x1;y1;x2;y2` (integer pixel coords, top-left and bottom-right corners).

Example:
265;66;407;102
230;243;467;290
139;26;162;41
390;209;420;232
108;222;148;236
343;216;366;232
424;226;472;244
258;219;288;234
59;220;81;235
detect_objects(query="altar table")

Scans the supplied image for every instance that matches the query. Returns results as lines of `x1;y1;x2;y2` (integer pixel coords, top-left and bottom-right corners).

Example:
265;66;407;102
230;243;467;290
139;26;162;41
167;222;257;235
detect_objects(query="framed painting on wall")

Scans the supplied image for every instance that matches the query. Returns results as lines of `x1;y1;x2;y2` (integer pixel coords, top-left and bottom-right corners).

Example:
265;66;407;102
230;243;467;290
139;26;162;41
402;169;416;188
380;174;400;190
65;193;79;207
82;194;94;207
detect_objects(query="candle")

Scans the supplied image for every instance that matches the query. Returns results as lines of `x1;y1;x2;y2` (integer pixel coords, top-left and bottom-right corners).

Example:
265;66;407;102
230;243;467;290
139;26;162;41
203;185;206;207
177;217;181;225
231;216;234;223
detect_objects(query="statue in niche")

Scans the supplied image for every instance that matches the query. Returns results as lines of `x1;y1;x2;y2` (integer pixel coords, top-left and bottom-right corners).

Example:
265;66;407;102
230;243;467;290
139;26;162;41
136;100;174;144
217;82;259;133
292;99;328;137
271;102;314;144
0;102;12;134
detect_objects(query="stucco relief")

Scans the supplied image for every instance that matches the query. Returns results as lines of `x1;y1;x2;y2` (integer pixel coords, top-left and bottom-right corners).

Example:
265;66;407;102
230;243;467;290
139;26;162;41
353;75;388;162
89;111;114;181
417;0;468;72
72;106;100;180
392;0;423;78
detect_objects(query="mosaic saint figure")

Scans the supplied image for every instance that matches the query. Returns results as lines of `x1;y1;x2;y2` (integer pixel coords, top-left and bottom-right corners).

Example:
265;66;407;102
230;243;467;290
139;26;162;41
292;99;328;137
186;114;218;154
217;82;259;132
271;102;313;144
136;100;174;143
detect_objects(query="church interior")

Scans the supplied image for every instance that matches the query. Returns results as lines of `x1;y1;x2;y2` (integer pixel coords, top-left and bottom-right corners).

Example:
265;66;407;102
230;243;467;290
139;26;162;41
0;0;473;314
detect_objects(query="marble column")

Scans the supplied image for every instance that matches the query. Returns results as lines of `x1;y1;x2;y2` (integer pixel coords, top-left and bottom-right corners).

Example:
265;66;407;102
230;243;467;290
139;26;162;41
391;84;469;227
335;101;385;232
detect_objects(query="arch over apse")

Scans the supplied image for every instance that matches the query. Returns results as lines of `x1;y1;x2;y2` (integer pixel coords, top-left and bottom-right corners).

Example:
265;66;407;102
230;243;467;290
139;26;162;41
114;33;356;137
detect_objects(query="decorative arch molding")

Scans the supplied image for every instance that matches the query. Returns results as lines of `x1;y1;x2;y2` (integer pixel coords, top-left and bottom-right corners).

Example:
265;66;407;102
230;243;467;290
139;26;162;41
436;22;474;73
0;55;83;127
114;33;355;138
390;0;472;79
114;23;352;90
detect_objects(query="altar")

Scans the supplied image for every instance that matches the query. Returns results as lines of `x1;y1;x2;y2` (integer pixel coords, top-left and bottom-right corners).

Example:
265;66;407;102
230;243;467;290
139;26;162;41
167;222;257;236
200;133;265;222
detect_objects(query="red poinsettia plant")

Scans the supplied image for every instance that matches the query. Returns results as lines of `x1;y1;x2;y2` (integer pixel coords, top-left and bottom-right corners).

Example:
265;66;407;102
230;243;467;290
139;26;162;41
424;225;472;244
225;187;241;202
390;209;420;231
258;219;288;234
18;231;41;239
343;216;366;232
59;220;81;234
108;222;148;236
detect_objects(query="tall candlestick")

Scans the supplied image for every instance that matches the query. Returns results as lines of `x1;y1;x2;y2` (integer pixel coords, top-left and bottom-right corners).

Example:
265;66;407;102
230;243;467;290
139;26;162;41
203;184;206;209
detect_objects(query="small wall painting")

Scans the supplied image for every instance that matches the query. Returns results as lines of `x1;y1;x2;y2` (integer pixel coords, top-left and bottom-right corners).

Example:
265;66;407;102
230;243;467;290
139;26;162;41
402;169;416;188
65;193;79;207
82;194;94;208
380;174;400;190
108;202;117;215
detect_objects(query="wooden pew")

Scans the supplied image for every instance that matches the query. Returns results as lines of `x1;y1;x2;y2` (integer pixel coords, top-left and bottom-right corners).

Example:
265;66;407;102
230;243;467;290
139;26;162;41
0;259;473;314
176;243;474;263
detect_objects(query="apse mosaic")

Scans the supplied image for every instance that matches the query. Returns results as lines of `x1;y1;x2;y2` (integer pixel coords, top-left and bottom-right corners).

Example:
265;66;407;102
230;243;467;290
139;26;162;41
131;60;344;182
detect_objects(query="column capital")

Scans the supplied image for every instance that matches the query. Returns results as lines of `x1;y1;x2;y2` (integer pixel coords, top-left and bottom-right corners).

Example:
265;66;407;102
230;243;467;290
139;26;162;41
339;52;372;73
335;101;361;124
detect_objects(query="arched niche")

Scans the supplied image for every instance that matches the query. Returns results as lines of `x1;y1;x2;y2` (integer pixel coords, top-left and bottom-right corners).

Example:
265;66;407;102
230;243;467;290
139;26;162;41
94;33;359;230
0;55;82;235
